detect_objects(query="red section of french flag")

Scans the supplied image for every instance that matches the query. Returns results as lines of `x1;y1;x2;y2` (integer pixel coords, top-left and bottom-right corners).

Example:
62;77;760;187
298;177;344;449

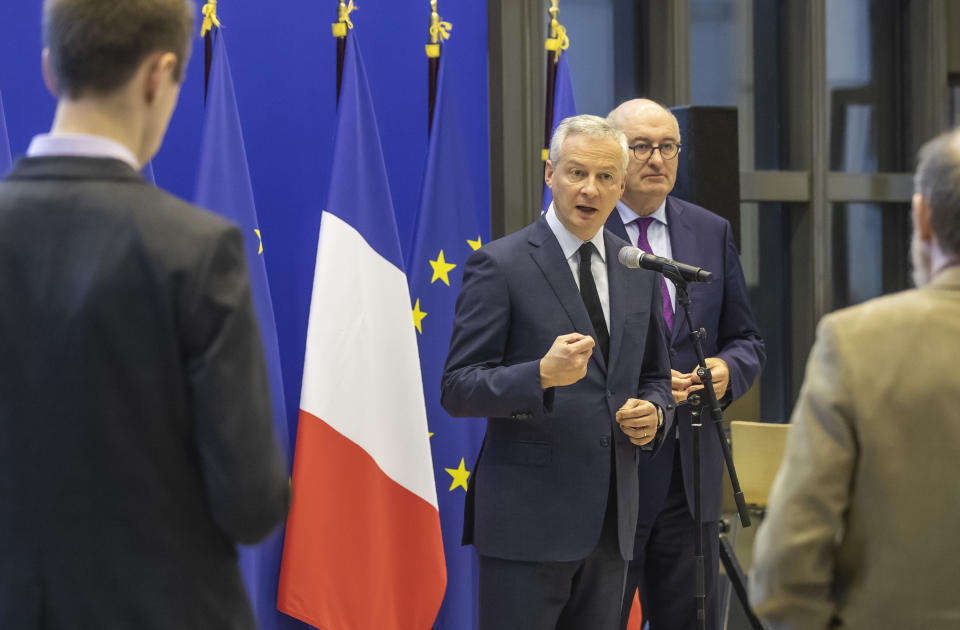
627;589;644;630
278;410;446;629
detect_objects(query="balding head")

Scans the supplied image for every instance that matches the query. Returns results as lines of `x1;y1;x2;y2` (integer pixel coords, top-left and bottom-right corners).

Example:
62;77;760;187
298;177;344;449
606;99;682;217
607;99;680;140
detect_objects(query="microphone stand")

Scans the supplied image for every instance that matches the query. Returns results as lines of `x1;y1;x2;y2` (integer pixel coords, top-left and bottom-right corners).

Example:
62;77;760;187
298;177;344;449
664;267;763;630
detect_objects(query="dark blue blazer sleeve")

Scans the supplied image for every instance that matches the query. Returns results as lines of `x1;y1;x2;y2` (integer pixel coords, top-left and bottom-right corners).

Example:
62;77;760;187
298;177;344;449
637;270;674;449
441;248;551;419
713;220;766;400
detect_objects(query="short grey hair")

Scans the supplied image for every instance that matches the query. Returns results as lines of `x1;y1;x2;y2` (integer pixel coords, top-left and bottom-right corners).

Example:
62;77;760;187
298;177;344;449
549;114;629;171
914;129;960;257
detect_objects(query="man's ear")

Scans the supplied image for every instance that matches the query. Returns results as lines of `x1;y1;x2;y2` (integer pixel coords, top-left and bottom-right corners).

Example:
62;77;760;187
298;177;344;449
41;48;59;97
544;160;555;189
912;193;934;242
143;52;178;104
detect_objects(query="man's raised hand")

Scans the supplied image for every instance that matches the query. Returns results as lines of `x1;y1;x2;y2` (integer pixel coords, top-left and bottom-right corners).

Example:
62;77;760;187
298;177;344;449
540;333;595;389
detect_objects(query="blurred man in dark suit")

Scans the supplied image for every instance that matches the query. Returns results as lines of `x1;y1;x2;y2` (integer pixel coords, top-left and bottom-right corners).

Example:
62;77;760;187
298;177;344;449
750;129;960;629
606;99;766;630
0;1;289;627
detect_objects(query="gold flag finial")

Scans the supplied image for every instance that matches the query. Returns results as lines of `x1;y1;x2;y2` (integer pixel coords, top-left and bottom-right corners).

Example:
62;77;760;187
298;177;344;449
200;0;221;37
332;0;357;38
545;0;570;61
426;0;452;58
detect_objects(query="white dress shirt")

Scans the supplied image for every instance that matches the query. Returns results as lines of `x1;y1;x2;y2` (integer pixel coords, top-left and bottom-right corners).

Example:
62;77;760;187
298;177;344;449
545;203;611;331
27;132;140;170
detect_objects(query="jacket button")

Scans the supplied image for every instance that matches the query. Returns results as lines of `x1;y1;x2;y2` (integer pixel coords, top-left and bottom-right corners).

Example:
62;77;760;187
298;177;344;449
600;436;610;448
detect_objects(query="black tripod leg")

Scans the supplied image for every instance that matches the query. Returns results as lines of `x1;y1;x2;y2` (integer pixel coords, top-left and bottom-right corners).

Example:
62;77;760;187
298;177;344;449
718;534;764;630
693;421;706;630
710;411;751;527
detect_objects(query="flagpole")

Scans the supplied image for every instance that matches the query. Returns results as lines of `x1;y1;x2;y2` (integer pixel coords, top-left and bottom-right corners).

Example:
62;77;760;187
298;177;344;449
542;0;568;163
200;0;221;102
333;0;356;105
425;1;450;135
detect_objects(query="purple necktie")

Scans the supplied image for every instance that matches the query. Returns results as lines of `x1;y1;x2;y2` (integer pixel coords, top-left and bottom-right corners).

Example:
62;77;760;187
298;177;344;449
635;217;674;331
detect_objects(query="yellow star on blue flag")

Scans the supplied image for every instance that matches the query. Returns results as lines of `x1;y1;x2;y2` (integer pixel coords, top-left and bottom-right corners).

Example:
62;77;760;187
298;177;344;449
429;250;457;285
412;298;427;334
445;458;471;492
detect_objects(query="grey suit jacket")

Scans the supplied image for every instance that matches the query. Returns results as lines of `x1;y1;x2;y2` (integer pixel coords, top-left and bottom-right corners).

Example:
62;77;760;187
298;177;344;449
749;266;960;629
0;157;289;629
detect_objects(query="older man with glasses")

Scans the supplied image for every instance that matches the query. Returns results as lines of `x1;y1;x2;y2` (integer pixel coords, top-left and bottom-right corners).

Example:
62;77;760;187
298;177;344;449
605;99;766;630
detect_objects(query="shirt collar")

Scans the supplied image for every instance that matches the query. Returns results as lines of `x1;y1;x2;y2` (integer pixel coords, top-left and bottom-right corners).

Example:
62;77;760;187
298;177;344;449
931;240;956;278
545;202;607;262
27;133;140;170
616;198;668;227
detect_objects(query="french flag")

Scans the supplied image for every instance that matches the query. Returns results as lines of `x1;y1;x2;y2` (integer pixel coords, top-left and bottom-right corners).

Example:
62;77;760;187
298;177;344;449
277;30;446;630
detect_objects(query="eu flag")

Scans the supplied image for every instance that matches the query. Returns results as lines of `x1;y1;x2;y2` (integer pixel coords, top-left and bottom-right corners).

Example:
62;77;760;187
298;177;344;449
0;90;11;177
541;53;577;211
406;53;488;630
193;30;300;630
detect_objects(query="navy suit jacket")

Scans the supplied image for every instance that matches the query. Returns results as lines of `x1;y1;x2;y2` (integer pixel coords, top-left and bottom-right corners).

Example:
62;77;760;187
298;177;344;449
606;196;765;522
442;216;673;563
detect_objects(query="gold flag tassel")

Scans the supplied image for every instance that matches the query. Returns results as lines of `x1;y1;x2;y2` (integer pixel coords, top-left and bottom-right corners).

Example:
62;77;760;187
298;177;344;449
545;0;570;62
200;0;221;37
426;0;452;59
332;0;357;38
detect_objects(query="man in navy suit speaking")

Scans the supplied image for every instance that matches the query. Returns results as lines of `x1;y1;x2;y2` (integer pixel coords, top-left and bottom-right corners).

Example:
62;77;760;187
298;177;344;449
606;99;766;630
442;114;673;629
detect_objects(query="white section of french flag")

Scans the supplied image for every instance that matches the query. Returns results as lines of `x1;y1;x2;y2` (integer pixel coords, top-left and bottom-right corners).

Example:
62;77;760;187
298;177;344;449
278;212;446;629
300;212;439;506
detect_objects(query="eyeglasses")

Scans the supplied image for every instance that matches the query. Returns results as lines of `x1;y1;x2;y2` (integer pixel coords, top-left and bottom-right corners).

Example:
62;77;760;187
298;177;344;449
628;142;682;161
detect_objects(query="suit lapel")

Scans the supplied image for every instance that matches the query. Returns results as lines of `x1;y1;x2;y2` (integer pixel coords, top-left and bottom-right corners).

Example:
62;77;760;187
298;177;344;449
529;217;608;373
666;197;695;346
604;232;629;373
604;208;638;370
605;210;630;242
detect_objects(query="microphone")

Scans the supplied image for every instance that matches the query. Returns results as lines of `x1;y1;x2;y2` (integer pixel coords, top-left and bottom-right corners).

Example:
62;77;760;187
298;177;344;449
618;246;713;283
